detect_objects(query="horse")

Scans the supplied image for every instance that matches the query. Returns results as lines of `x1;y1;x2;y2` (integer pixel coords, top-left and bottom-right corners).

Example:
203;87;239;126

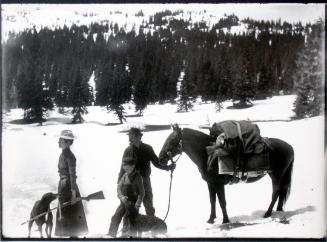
158;124;294;224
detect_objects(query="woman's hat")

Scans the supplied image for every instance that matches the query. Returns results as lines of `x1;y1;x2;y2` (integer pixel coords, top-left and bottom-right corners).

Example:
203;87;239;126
122;146;136;165
59;130;75;140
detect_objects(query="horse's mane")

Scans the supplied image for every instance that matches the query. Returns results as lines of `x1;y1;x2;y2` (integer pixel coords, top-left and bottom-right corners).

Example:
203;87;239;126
180;128;212;173
182;128;211;145
182;128;211;156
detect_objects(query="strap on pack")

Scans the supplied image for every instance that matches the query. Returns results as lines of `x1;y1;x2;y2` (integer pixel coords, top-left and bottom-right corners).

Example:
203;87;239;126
233;121;247;180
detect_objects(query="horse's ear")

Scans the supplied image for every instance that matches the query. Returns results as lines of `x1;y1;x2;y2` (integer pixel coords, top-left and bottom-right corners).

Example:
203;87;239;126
172;123;180;131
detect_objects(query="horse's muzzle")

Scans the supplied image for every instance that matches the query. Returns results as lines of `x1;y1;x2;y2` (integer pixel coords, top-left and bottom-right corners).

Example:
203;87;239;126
159;152;169;164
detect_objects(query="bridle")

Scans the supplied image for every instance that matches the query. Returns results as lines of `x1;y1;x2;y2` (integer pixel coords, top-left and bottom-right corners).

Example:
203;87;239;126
168;148;182;164
165;130;183;164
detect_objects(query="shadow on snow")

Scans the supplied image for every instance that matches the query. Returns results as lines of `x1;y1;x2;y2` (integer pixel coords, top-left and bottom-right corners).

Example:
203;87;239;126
213;206;315;231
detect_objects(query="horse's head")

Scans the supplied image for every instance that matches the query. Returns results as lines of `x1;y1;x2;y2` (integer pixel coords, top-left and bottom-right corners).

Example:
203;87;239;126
159;124;183;164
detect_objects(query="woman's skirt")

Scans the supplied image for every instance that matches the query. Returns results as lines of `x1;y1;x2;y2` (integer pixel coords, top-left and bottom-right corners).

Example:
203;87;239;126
55;177;88;237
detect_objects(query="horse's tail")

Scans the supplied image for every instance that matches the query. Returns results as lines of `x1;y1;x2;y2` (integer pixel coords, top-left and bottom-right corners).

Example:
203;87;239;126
280;147;294;205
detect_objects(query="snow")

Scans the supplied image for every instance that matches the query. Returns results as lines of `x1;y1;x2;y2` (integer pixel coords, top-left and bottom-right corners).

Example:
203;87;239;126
1;4;325;41
2;95;326;238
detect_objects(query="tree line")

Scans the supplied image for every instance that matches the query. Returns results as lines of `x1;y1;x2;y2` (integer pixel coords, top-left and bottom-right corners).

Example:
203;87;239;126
2;12;324;123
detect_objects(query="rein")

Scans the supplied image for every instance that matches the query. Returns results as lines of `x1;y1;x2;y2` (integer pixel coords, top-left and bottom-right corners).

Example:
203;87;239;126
163;140;183;222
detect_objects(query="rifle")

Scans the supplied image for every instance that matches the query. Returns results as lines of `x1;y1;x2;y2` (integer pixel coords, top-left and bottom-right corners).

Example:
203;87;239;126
21;191;105;226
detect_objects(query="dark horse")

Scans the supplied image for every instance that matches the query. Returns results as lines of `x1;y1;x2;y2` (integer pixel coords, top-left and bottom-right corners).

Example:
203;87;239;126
159;124;294;224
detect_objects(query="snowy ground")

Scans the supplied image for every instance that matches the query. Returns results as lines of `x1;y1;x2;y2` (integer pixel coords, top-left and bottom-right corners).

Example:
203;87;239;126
1;95;326;239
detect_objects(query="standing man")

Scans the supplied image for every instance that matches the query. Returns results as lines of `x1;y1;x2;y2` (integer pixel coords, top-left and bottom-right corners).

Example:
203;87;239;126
119;127;175;216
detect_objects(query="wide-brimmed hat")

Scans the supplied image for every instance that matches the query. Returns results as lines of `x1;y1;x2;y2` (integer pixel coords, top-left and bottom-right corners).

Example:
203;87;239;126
122;146;136;165
59;130;75;140
127;127;143;137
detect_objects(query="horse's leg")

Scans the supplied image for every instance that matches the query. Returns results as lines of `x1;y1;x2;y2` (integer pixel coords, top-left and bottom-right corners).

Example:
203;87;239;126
38;225;43;238
28;220;33;238
216;184;230;223
276;190;286;211
265;138;294;216
207;183;217;224
264;175;280;218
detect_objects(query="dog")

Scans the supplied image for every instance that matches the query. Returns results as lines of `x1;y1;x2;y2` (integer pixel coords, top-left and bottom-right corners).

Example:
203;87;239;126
28;192;58;238
122;204;167;238
136;214;167;237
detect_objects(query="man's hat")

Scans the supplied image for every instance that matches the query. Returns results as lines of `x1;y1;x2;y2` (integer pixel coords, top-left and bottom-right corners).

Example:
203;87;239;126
127;127;143;137
59;130;75;140
122;146;136;165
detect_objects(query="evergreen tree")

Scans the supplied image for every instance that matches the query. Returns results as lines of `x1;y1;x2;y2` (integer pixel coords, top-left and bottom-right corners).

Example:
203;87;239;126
232;48;256;108
215;46;233;110
16;29;53;123
107;55;131;124
293;19;324;118
127;29;150;115
66;25;94;123
2;32;20;110
256;64;274;99
133;64;149;115
95;32;131;124
69;67;93;123
177;77;194;112
177;59;196;112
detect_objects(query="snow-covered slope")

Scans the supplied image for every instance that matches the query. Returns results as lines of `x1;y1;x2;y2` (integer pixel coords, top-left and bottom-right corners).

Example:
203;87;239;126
2;95;325;238
2;4;324;41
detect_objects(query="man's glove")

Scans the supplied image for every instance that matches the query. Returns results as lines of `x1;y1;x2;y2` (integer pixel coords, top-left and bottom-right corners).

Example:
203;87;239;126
165;163;176;171
135;203;141;212
121;196;129;204
71;189;78;204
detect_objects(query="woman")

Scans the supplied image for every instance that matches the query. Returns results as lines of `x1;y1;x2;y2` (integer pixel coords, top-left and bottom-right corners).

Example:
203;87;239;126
55;130;88;237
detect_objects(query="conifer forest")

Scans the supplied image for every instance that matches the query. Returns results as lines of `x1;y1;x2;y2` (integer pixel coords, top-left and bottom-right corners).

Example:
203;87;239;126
2;12;324;123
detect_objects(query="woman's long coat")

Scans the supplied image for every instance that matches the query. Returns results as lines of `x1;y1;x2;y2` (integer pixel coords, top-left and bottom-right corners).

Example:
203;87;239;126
55;148;88;237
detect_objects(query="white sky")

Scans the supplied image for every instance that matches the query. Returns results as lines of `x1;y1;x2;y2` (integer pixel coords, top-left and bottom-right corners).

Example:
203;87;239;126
2;3;324;24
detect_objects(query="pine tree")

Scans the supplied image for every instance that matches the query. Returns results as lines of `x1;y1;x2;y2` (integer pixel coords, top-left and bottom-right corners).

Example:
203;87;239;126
2;32;21;110
128;29;150;115
177;61;196;112
215;46;232;111
66;26;94;123
232;48;256;108
177;77;194;112
256;64;274;99
16;29;53;123
133;66;149;116
107;55;131;124
95;33;132;124
69;67;93;123
293;19;324;119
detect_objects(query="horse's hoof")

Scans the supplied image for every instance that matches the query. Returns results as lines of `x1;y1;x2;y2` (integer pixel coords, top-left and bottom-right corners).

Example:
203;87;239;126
277;208;284;212
222;218;230;224
207;218;215;224
263;212;271;218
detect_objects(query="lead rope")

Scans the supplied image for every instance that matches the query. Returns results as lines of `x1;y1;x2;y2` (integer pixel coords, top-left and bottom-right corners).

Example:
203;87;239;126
163;153;181;222
116;153;181;236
